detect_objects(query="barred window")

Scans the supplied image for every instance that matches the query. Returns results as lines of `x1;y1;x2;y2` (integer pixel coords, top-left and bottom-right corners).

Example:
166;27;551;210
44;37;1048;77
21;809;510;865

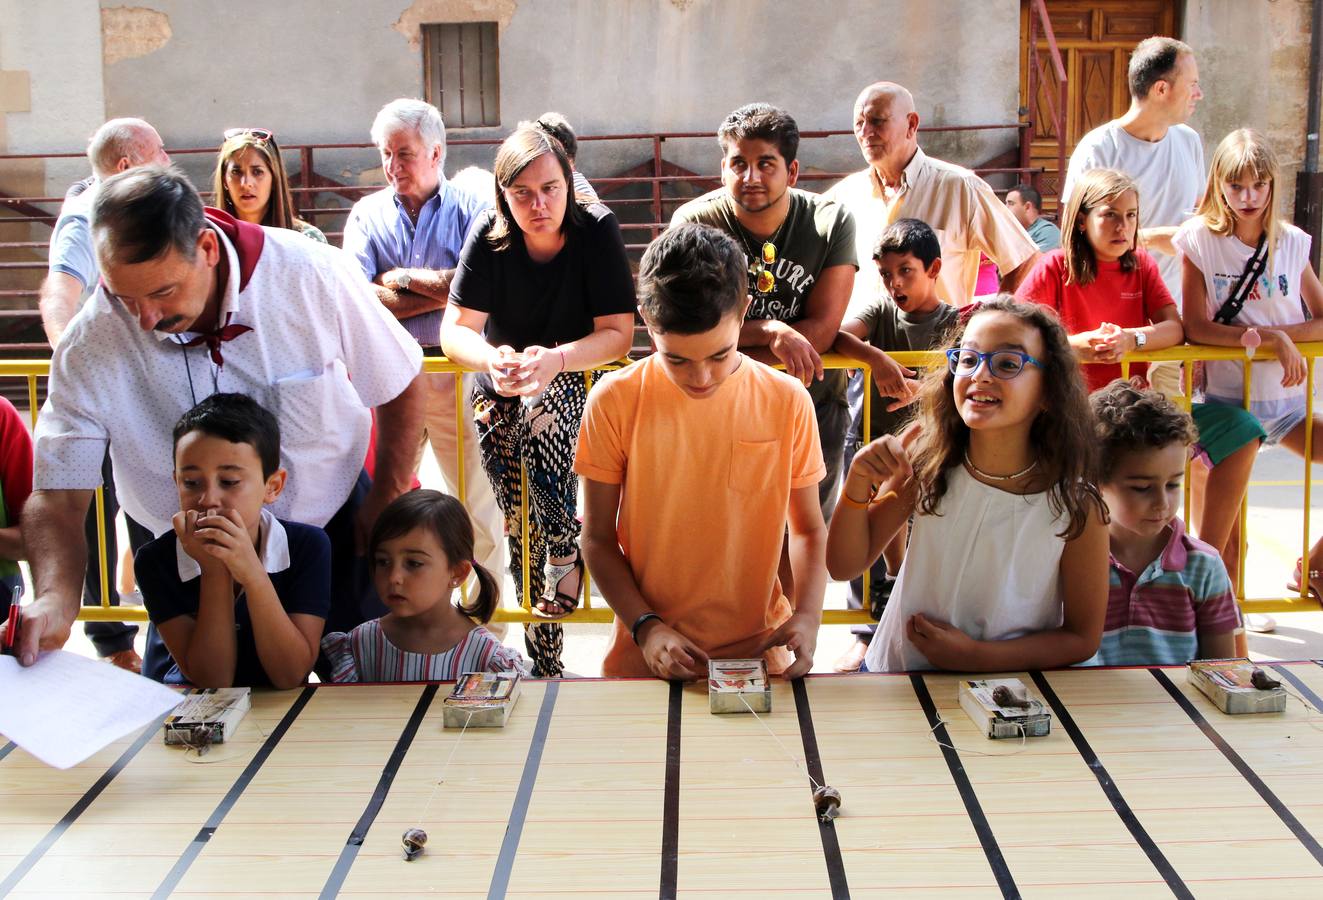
422;22;500;128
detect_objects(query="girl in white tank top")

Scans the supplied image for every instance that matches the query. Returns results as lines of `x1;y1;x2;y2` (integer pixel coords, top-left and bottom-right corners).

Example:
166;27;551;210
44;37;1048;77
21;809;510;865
826;298;1110;673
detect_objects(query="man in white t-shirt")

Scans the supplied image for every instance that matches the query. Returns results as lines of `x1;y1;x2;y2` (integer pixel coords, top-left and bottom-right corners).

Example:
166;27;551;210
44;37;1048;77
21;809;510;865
1062;36;1205;302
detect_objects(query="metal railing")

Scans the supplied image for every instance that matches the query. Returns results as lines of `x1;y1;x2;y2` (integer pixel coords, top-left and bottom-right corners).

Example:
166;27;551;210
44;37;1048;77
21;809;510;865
0;121;1039;301
5;343;1320;628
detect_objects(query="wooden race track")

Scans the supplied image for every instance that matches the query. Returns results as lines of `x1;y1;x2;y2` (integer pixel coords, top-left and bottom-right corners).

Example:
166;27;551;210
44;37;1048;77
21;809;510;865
3;664;1323;898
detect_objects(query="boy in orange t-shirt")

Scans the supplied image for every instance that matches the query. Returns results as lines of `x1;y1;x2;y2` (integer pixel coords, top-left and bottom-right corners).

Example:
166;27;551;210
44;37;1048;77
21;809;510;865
575;223;827;680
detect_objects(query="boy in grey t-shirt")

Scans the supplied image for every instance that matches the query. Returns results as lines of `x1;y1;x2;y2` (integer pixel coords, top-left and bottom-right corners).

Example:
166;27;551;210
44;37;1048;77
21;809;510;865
830;218;957;671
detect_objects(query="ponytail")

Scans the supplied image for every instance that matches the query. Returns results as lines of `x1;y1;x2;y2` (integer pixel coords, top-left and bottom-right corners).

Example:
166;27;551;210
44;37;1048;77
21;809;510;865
459;561;502;624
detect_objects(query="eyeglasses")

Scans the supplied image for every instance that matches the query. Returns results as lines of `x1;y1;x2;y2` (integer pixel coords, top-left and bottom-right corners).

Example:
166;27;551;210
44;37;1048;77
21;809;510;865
749;242;776;295
223;127;275;144
945;348;1045;380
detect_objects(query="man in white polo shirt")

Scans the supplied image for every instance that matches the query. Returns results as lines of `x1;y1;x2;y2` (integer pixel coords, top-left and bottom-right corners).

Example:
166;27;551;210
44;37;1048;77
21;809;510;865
9;166;425;671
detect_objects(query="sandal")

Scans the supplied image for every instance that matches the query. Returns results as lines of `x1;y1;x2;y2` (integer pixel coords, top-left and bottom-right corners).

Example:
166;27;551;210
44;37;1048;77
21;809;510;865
1287;557;1322;601
534;551;583;620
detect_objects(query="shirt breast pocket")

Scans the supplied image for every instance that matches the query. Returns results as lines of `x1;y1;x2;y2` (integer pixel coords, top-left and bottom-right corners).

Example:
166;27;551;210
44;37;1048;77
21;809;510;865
729;439;780;495
269;362;351;446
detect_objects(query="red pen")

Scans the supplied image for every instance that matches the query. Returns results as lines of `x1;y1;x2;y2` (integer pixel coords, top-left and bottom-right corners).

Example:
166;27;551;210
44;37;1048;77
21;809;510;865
2;603;18;655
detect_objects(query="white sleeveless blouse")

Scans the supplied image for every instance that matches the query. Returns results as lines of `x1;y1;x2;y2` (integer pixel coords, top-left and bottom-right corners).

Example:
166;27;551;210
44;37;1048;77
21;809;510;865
865;466;1069;673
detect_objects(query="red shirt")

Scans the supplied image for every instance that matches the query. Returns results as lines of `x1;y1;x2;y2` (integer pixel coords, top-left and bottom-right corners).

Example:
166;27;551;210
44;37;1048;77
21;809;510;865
0;397;32;526
1015;248;1174;392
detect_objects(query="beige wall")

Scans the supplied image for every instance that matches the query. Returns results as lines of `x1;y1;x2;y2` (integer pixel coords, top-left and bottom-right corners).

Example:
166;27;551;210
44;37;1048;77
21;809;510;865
87;0;1025;191
1184;0;1316;208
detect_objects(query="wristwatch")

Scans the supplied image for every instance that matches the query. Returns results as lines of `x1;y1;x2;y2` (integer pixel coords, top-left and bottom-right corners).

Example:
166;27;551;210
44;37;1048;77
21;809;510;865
631;612;663;645
1133;330;1147;350
394;271;412;292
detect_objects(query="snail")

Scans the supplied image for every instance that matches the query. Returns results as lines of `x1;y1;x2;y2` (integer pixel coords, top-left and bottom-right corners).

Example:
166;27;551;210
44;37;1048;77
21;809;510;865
812;785;842;823
991;684;1032;709
1250;667;1281;691
401;827;427;861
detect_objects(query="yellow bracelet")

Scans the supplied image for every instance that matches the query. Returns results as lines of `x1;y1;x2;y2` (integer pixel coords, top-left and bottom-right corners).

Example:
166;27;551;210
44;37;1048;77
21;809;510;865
838;489;874;510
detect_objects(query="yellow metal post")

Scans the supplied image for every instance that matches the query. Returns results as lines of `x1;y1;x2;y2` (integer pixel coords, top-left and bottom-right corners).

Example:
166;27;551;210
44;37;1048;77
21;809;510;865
1303;357;1315;601
94;486;110;610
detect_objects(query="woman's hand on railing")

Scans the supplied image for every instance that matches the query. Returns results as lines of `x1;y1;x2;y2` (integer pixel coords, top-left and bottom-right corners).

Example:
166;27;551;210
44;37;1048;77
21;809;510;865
1265;329;1307;387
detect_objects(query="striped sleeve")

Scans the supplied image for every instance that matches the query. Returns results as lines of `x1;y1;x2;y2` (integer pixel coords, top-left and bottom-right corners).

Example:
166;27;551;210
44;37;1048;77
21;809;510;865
1189;548;1241;633
320;631;360;683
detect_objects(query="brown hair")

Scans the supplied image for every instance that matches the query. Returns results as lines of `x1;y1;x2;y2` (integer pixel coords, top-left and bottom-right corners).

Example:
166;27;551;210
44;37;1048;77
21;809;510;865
1091;379;1197;482
910;297;1105;540
486;125;590;251
369;489;501;624
211;132;313;233
1061;168;1139;287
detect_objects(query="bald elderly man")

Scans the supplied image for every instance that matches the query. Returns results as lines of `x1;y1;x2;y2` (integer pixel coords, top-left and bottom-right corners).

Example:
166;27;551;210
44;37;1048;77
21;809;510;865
826;82;1039;310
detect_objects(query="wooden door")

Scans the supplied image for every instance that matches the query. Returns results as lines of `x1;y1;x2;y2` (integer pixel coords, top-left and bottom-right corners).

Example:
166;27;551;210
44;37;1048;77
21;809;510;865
1020;0;1178;210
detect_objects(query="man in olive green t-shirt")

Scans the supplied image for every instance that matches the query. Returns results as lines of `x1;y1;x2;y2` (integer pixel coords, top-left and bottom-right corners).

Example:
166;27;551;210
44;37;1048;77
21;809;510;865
671;103;858;513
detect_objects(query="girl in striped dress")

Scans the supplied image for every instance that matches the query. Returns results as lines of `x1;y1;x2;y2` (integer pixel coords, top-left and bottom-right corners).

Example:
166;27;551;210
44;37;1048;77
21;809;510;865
322;490;528;682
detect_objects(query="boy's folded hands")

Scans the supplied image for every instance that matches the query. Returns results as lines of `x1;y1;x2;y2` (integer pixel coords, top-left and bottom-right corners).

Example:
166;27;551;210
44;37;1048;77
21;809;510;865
172;508;264;586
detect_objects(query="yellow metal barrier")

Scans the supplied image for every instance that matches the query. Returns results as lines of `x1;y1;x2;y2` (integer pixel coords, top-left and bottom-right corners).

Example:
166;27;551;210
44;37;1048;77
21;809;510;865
6;342;1321;627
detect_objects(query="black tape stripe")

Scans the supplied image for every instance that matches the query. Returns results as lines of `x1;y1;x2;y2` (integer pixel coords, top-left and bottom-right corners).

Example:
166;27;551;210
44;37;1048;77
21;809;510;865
0;713;168;897
909;675;1019;898
660;680;682;900
792;678;850;899
487;679;559;900
319;684;438;898
0;742;13;761
1030;672;1191;898
1273;664;1323;714
152;686;316;898
1150;668;1323;865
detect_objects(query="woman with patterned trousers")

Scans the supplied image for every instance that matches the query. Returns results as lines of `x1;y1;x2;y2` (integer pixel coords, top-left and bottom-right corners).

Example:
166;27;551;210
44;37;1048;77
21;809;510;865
440;125;635;675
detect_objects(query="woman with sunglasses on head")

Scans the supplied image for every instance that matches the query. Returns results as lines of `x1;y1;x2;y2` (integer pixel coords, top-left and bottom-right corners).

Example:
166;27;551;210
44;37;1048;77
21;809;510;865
212;128;326;242
440;125;635;677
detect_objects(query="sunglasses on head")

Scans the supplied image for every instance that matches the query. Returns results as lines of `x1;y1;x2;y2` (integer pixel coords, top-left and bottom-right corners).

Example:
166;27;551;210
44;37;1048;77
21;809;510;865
749;241;777;295
223;127;275;143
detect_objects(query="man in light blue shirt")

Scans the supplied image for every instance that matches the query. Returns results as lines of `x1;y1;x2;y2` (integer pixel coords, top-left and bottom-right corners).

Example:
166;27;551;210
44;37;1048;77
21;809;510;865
341;99;504;582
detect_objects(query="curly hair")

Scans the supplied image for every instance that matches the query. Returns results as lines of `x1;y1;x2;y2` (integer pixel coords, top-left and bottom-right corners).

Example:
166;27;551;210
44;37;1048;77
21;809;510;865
1090;379;1198;482
910;296;1105;540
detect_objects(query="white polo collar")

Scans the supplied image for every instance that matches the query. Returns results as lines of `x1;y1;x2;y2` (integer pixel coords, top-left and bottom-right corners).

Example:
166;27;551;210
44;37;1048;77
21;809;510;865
176;507;291;582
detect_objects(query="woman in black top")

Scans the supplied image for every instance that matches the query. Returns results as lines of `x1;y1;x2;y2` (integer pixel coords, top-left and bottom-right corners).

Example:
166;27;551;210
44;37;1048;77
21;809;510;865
441;125;635;676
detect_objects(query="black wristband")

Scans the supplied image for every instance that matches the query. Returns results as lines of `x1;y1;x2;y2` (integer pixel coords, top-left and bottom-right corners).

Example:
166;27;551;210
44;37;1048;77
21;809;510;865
631;612;663;645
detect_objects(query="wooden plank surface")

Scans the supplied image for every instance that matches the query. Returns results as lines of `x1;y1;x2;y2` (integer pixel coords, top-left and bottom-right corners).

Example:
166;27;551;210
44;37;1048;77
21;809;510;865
2;665;1322;898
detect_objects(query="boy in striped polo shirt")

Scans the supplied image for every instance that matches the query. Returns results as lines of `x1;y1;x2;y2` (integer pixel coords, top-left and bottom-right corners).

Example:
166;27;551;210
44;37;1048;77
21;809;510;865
1087;381;1240;665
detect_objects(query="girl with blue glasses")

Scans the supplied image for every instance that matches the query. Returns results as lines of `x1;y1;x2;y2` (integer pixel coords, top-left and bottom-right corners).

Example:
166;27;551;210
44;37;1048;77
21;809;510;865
826;297;1109;673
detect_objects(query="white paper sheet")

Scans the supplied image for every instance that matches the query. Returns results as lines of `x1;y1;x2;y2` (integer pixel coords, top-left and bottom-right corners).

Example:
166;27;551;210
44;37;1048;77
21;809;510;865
0;650;183;769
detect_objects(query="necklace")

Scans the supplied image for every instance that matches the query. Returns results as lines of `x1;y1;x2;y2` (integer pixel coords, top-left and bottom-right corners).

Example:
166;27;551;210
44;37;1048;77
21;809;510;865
964;451;1039;482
